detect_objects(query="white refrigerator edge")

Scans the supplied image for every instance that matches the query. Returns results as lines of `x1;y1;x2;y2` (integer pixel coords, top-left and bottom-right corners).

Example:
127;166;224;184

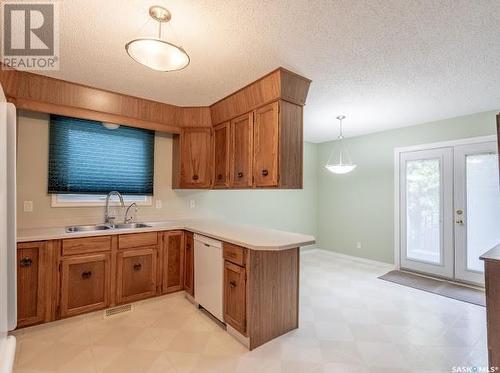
0;82;17;373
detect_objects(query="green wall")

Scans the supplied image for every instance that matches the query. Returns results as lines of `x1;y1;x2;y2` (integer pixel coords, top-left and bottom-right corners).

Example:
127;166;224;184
316;110;498;264
175;142;318;237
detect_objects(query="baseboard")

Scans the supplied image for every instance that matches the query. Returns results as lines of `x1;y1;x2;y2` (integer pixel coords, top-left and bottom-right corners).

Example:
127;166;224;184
303;248;395;270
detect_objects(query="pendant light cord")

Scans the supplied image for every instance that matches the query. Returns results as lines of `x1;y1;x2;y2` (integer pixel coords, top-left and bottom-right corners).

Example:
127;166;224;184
338;117;344;140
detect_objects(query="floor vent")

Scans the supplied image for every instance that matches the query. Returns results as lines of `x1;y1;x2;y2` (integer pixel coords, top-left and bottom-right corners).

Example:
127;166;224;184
104;304;132;318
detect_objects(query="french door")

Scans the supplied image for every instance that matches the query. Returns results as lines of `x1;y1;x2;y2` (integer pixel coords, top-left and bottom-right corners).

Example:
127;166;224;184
399;140;499;285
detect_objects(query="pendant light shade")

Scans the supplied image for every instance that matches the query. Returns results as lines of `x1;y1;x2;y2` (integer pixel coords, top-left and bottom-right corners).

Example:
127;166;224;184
325;115;357;174
125;6;190;72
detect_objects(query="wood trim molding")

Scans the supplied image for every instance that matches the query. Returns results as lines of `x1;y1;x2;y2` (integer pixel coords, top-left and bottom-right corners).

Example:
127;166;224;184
0;66;211;132
209;67;311;125
0;65;311;132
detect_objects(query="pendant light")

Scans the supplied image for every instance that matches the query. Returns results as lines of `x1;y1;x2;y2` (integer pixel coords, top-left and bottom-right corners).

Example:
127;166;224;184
125;6;190;72
325;115;357;174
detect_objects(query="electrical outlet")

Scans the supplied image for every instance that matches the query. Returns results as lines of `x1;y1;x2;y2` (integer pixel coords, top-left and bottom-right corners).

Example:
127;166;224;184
23;200;33;212
189;199;196;209
356;241;362;249
155;200;162;209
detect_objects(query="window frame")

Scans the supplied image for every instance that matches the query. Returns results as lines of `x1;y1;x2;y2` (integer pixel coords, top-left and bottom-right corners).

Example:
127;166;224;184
51;194;153;208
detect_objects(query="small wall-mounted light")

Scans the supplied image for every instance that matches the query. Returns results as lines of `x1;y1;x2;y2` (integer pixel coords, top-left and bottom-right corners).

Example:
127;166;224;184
102;122;120;130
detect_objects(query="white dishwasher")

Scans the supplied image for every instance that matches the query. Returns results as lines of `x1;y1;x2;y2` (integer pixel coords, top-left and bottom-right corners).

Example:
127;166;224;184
194;234;224;321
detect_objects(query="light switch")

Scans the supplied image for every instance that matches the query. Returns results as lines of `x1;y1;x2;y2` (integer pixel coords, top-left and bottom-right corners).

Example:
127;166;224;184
23;200;33;212
356;241;362;249
155;200;162;209
189;200;196;209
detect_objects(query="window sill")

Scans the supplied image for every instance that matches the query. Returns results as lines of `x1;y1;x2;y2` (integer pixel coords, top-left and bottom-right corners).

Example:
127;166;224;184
50;194;153;208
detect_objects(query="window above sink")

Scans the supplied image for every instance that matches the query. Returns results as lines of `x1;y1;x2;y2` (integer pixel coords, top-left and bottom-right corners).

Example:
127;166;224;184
51;193;152;207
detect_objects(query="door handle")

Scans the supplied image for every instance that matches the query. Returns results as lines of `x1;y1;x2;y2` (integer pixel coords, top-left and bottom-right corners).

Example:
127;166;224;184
133;263;142;272
229;281;237;288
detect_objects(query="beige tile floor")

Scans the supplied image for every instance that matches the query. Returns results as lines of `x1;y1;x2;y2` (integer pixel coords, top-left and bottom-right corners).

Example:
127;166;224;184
11;250;488;373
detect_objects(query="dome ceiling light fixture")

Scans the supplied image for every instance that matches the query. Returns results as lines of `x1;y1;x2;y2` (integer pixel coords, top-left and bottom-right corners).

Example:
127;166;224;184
125;5;190;72
325;115;357;174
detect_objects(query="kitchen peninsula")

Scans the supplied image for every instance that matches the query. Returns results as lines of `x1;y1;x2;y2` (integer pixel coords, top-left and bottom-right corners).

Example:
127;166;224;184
16;219;315;350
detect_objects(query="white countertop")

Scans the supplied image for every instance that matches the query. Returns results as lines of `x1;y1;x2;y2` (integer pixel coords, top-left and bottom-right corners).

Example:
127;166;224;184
17;219;316;251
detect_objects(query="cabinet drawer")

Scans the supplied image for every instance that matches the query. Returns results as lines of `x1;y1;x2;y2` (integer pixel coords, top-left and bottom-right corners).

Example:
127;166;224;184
62;236;111;256
223;243;246;266
119;232;158;249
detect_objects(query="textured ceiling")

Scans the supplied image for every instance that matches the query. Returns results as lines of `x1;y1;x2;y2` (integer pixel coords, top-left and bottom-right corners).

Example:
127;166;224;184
36;0;500;142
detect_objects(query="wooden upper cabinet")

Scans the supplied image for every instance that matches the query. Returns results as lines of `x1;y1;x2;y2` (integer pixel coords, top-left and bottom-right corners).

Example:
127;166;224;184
175;127;212;188
60;253;111;318
17;242;47;327
253;101;279;187
117;247;157;304
184;232;194;296
230;112;254;188
162;231;184;294
213;122;230;188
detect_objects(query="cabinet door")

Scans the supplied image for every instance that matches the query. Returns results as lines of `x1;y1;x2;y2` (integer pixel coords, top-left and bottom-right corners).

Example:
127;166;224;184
184;232;194;296
17;242;47;327
117;247;157;304
253;102;279;187
162;232;184;293
231;112;254;188
224;261;246;335
213;122;230;188
180;128;212;188
60;253;111;318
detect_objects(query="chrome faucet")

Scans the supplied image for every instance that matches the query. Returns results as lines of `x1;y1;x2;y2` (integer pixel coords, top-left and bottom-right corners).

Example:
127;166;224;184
104;191;124;226
124;203;137;223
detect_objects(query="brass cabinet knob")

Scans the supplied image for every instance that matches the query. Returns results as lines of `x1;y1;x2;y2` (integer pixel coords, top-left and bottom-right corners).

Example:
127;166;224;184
262;169;268;176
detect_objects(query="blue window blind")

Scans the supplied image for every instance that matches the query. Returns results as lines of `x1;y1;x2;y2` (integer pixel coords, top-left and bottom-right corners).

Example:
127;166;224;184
48;115;154;195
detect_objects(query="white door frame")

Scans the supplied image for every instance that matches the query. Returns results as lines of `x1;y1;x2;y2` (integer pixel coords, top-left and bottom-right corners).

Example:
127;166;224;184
454;141;498;285
399;147;454;277
393;135;496;271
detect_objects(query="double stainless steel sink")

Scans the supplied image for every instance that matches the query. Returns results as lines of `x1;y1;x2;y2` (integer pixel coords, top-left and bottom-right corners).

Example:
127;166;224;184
65;222;151;233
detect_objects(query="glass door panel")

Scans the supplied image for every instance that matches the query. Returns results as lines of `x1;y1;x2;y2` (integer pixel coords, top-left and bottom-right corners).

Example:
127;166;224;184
405;159;441;264
400;148;454;278
454;142;500;285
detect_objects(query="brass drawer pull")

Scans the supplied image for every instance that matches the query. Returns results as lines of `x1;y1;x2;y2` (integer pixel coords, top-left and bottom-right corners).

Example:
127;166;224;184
20;257;32;267
81;271;92;279
237;172;243;178
192;174;199;181
262;169;269;176
217;174;223;180
133;263;142;272
229;281;237;288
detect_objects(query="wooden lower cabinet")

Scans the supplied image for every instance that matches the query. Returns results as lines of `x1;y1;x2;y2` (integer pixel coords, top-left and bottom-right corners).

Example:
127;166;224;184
183;232;194;296
60;253;111;318
117;247;157;304
162;231;184;293
224;261;247;335
17;242;47;327
482;249;500;369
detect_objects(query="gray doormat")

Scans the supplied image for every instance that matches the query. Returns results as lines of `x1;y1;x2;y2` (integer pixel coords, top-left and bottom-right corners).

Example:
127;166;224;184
378;270;485;307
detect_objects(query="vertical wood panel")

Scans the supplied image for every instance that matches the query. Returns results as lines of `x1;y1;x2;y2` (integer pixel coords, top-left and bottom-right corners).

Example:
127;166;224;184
279;100;303;189
247;247;299;349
